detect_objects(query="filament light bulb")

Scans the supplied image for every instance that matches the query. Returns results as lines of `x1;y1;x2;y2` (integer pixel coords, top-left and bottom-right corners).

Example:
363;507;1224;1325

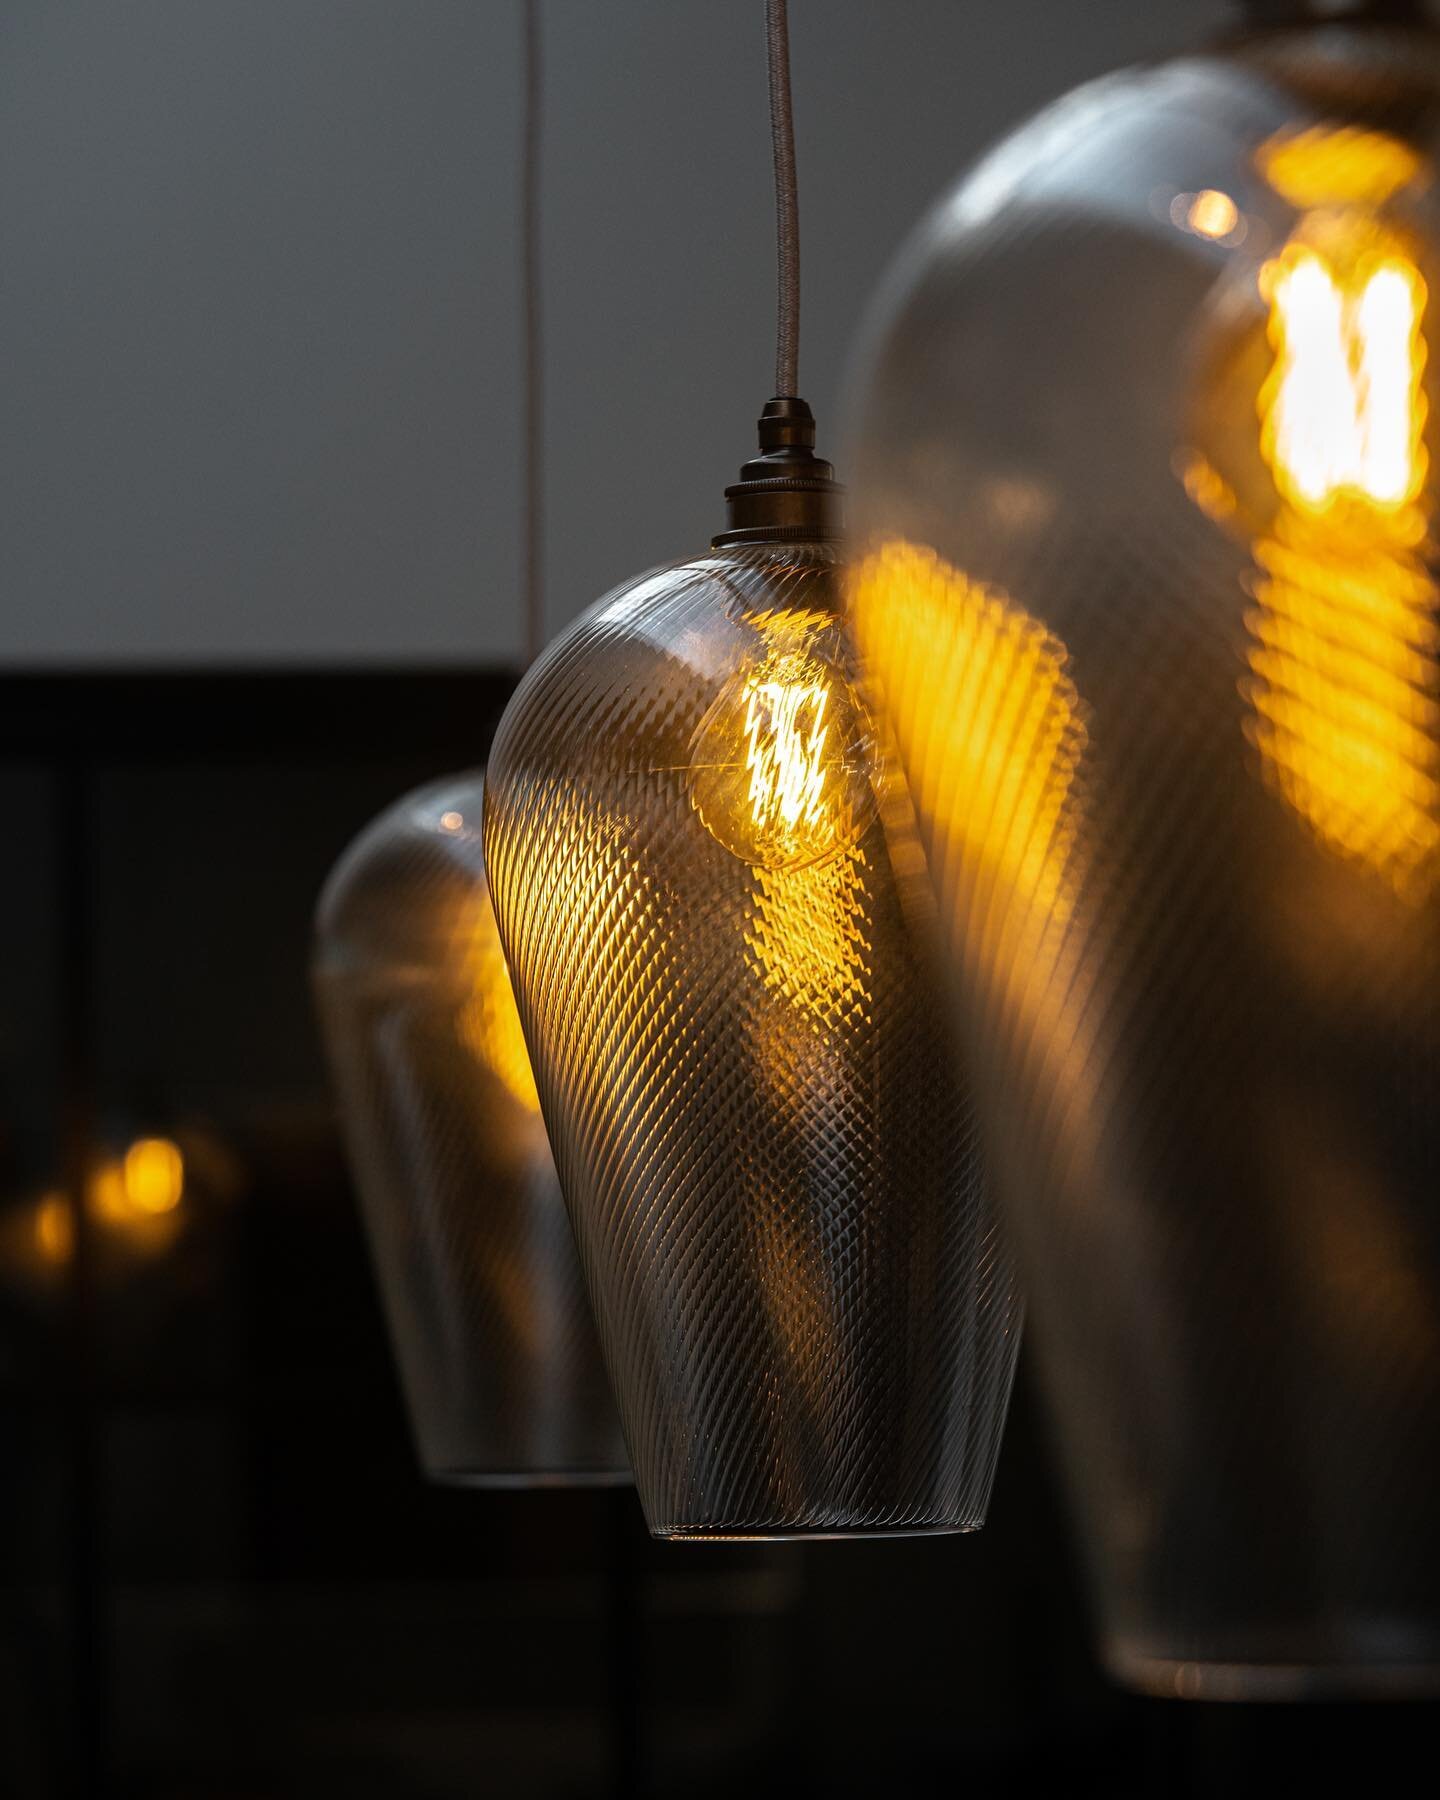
1187;124;1439;895
689;613;877;869
1261;241;1426;516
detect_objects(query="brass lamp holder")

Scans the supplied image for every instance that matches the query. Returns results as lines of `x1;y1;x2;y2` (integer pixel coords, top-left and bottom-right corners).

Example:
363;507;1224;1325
712;397;844;548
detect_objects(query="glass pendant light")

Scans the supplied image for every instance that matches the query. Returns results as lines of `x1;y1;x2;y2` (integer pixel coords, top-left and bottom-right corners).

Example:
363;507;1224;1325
483;0;1019;1539
849;0;1440;1691
311;0;627;1488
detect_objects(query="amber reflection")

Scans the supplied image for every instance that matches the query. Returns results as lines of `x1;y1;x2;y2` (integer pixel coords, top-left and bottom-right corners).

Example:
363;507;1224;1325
21;1135;189;1274
458;893;543;1115
749;849;868;1020
1246;528;1440;892
742;843;875;1499
91;1136;185;1226
850;542;1086;948
120;1136;184;1214
1258;125;1421;215
848;540;1099;1185
34;1189;74;1263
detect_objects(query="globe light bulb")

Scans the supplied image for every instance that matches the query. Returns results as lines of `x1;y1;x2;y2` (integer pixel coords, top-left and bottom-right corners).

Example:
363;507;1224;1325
1263;242;1423;510
1186;122;1439;897
1189;123;1429;531
689;608;877;869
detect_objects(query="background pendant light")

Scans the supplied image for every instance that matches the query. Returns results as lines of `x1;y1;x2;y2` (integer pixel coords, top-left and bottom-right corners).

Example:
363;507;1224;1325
848;0;1440;1691
483;0;1019;1539
312;0;627;1488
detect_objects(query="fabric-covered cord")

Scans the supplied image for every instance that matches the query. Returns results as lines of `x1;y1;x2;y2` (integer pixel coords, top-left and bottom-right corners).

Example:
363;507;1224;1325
766;0;800;398
521;0;544;666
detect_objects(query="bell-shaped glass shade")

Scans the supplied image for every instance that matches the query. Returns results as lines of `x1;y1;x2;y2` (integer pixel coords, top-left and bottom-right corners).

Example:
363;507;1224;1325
313;774;628;1486
849;15;1440;1692
483;538;1020;1539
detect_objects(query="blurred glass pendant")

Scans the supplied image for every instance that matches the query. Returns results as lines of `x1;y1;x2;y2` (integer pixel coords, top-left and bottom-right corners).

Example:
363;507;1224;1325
314;777;628;1486
849;0;1440;1693
310;0;624;1491
483;399;1020;1537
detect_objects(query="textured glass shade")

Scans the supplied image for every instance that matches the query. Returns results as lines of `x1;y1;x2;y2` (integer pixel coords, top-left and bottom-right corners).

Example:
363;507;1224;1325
849;14;1440;1692
483;538;1020;1539
313;774;628;1486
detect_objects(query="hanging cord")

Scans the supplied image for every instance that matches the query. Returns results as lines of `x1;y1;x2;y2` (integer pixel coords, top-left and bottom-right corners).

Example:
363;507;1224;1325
766;0;800;398
520;0;544;666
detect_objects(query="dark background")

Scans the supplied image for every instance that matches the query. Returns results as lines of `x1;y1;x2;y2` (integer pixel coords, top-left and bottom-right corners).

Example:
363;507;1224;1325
0;671;1435;1799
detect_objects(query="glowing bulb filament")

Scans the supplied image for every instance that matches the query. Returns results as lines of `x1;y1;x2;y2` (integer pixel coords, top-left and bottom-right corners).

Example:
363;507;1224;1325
1264;247;1426;514
689;622;877;869
1247;195;1439;897
743;674;831;841
1359;266;1421;505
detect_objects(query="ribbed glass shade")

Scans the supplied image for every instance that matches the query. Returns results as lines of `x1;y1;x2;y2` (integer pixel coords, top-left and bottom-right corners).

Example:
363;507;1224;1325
483;539;1020;1539
313;774;628;1486
849;16;1440;1691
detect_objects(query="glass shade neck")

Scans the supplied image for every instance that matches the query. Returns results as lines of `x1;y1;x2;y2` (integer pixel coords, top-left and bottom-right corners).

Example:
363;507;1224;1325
1229;0;1440;128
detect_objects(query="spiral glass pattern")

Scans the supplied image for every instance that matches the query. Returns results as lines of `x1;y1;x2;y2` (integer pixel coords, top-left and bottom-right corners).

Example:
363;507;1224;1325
484;538;1020;1539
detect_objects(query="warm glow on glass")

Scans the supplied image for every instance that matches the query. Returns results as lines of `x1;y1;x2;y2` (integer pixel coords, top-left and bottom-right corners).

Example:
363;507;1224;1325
1261;244;1427;515
1259;125;1421;212
850;542;1086;940
751;851;868;1019
849;541;1101;1161
458;897;543;1114
690;613;877;870
1246;527;1440;895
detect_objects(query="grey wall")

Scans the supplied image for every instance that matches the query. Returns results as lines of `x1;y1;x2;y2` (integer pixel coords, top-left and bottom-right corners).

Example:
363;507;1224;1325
0;0;1226;666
